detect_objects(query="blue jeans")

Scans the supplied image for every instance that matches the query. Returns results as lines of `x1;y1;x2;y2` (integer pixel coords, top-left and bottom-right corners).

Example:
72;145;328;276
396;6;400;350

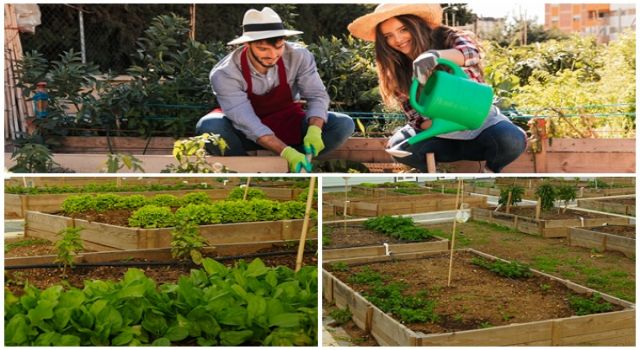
388;121;527;173
195;111;355;156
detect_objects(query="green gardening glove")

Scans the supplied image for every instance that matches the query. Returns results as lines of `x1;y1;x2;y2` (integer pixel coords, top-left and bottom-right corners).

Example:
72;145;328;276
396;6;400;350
281;146;312;173
303;125;324;157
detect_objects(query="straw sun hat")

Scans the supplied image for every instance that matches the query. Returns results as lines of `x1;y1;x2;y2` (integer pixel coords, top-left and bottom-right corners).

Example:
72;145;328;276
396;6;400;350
348;3;443;42
228;7;303;45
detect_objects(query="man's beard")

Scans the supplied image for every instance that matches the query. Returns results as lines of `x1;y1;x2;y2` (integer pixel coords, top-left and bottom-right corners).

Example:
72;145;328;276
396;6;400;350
248;47;277;68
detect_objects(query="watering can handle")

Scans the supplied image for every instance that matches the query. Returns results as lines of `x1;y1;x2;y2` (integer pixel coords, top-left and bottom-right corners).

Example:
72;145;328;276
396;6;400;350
409;58;468;114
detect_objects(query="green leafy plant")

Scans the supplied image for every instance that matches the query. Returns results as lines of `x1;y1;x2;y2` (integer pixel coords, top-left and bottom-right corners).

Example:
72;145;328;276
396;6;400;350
568;293;615;316
94;193;122;212
5;258;318;346
9;142;60;173
363;216;434;241
102;153;145;173
365;282;439;323
174;204;222;226
322;234;332;247
471;257;532;279
5;239;50;253
61;195;97;214
348;266;385;285
163;134;229;173
535;182;557;211
329;262;349;272
498;185;524;207
54;227;84;276
170;221;208;264
115;194;148;210
148;194;180;207
179;192;212;206
128;205;176;228
227;187;266;201
556;185;577;212
329;307;352;326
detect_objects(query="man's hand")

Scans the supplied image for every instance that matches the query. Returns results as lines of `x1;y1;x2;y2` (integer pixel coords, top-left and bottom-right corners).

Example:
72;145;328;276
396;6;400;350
281;146;312;173
412;50;440;85
303;125;324;157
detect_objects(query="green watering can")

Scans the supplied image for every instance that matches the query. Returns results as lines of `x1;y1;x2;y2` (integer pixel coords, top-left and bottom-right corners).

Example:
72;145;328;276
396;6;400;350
386;58;493;158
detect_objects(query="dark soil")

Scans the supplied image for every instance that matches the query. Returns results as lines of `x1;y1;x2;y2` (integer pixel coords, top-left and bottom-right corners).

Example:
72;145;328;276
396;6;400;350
495;206;615;219
60;209;135;227
5;239;59;257
327;251;624;334
324;224;439;249
5;253;316;296
588;225;636;239
596;198;635;205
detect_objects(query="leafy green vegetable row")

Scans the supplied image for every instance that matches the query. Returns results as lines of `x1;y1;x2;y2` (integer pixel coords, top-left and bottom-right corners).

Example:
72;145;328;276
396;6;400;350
363;216;437;241
129;200;313;228
6;182;219;195
5;258;317;346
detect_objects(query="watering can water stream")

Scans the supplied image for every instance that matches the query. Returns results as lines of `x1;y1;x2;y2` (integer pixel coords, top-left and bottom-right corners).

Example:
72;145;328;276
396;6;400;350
386;58;494;158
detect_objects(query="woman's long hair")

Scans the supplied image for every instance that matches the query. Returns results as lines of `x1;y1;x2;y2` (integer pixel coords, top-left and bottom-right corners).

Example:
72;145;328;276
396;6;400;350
375;14;479;107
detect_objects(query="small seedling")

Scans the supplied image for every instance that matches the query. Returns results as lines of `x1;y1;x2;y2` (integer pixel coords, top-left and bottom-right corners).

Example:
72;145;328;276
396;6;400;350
471;257;532;279
478;321;493;329
540;283;551;293
329;307;352;326
55;227;84;276
170;221;208;265
329;262;349;272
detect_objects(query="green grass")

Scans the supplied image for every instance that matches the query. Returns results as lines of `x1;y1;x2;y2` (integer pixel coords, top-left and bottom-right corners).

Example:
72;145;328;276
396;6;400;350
532;255;561;272
5;239;50;253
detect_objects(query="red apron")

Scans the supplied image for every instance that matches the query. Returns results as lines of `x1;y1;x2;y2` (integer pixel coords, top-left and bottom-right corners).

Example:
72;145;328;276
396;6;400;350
238;47;306;145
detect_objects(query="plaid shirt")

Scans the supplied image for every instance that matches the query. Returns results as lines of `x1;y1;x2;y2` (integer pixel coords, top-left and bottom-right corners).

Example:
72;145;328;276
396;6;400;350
402;32;484;130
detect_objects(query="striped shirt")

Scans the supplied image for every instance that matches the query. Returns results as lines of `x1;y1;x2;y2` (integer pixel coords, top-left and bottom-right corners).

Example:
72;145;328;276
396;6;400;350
400;31;509;139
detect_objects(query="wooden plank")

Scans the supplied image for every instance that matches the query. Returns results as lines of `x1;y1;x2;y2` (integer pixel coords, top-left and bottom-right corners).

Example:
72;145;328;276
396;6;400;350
418;320;554;346
568;227;635;258
370;306;418;346
546;138;636;153
74;220;140;250
322;270;334;302
24;211;73;241
4;193;23;218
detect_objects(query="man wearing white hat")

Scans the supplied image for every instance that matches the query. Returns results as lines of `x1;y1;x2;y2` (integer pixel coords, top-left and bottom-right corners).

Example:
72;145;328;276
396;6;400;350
196;7;354;172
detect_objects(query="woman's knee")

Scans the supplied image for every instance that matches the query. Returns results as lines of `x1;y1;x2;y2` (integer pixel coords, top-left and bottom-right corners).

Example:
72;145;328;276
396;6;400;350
495;123;527;158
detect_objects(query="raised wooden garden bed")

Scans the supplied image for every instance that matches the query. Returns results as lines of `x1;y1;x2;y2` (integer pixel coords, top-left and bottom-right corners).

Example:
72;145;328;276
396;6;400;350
5;176;235;188
328;193;487;217
568;225;635;258
323;248;635;346
323;223;448;262
5;186;304;219
24;211;312;251
350;185;430;197
471;207;631;238
577;196;636;216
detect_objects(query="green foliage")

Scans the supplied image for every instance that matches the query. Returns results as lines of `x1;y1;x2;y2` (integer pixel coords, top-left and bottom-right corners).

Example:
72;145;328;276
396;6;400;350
329;307;352;326
6;182;211;195
9;142;60;173
148;194;180;208
128;205;176;228
307;35;380;112
170;221;208;264
498;185;525;206
163;134;229;173
365;282;439;323
227;187;267;201
61;195;97;214
179;192;212;206
535;183;557;210
471;257;532;279
94;194;121;212
54;227;84;274
568;293;615;316
4;259;318;345
115;194;148;210
347;267;385;285
322;234;332;247
102;154;145;173
328;262;348;272
363;216;434;241
556;185;577;209
296;188;317;203
484;33;635;138
174;204;222;226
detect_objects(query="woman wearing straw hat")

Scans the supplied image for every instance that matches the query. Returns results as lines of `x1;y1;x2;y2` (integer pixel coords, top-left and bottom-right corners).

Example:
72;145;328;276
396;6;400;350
348;4;526;173
197;7;354;172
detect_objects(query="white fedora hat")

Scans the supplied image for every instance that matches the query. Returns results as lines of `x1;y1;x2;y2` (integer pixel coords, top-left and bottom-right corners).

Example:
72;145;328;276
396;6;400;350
227;7;303;45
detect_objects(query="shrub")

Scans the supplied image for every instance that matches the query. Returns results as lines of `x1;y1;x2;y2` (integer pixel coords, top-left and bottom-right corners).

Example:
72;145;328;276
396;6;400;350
498;185;524;207
148;194;180;208
179;192;212;206
535;182;557;210
115;194;148;210
128;205;175;228
94;193;121;212
62;195;97;214
278;201;311;220
55;227;84;275
227;187;266;201
174;204;221;225
556;185;577;211
170;221;208;264
568;293;615;315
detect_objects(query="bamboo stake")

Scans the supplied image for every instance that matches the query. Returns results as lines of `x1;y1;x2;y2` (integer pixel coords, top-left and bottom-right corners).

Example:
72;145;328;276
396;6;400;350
242;177;252;200
506;191;512;214
296;176;316;272
5;51;19;140
535;197;541;220
447;179;463;287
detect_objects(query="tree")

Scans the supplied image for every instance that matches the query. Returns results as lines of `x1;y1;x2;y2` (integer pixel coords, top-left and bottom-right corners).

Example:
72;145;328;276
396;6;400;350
535;183;556;211
442;3;477;26
556;185;577;213
499;185;524;207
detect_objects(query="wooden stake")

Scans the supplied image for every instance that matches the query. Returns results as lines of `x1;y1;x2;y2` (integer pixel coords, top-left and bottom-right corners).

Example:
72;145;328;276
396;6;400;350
426;153;436;173
447;179;463;287
242;177;252;200
296;176;316;272
506;191;512;214
535;197;542;220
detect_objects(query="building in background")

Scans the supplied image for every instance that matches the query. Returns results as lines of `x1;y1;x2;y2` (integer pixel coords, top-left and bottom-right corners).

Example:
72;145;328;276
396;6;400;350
545;3;636;43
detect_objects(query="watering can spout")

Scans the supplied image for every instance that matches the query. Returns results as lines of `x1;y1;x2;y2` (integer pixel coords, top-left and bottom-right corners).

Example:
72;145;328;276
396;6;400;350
407;119;468;145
